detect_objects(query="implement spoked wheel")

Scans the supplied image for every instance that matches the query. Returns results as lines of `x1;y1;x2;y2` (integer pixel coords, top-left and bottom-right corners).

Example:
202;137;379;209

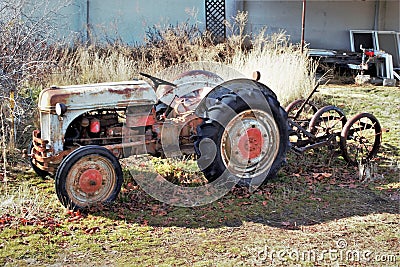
340;113;382;166
285;99;318;121
308;105;347;137
55;145;123;210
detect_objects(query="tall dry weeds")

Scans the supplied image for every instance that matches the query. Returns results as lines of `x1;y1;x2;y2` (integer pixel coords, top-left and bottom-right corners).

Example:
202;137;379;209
49;11;316;106
230;30;317;104
226;12;317;104
49;21;226;85
51;45;138;85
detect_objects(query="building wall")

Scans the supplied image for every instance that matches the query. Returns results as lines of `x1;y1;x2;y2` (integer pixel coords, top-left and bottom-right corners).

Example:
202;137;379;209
238;0;399;50
54;0;398;49
384;0;400;30
57;0;205;43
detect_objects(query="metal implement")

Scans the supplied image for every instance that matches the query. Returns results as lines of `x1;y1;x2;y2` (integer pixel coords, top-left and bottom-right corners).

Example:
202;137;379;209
286;79;382;165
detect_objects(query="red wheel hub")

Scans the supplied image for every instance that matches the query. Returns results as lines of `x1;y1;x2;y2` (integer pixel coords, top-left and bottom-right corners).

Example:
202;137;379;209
79;169;103;194
238;128;264;159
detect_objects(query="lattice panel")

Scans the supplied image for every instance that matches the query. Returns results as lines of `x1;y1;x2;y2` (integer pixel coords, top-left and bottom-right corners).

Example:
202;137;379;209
205;0;226;40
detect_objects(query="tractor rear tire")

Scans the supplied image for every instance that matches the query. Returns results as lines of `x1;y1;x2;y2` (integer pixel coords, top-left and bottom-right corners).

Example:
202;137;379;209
195;90;288;185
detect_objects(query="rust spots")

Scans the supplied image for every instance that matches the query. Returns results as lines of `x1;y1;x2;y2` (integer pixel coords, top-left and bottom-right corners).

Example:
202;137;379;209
108;87;134;98
49;93;78;106
40;82;155;110
108;86;152;99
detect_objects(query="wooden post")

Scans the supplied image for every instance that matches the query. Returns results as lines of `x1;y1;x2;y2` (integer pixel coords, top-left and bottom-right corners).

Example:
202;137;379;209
301;0;306;53
86;0;91;44
9;90;15;150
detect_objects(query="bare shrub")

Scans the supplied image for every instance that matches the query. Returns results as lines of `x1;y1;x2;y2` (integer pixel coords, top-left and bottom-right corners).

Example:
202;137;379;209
0;0;72;175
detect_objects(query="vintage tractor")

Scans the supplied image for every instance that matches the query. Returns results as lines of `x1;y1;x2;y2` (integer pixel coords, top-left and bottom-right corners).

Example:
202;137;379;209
27;64;289;209
27;63;382;210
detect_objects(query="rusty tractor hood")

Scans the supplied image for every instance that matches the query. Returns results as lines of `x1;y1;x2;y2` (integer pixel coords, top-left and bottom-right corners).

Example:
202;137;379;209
39;80;157;112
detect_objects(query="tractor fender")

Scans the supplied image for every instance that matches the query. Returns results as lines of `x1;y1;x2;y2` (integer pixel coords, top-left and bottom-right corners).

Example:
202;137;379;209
195;78;279;120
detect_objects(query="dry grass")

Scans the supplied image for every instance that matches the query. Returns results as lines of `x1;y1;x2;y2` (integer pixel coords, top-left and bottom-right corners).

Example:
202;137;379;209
48;12;316;106
51;45;138;84
229;29;317;105
227;12;317;105
0;178;62;227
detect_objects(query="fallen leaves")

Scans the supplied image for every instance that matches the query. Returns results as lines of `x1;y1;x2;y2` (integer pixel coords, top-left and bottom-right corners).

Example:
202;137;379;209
0;214;62;230
288;165;365;191
338;183;358;189
280;221;300;230
312;172;332;180
0;215;13;229
150;205;169;216
281;221;291;227
237;201;252;206
84;226;100;235
38;217;62;231
309;195;322;202
66;210;84;223
307;172;334;184
389;192;400;201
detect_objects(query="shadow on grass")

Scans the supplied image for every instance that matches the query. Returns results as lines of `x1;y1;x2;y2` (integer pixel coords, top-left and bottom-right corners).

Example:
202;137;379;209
381;143;400;160
92;158;399;230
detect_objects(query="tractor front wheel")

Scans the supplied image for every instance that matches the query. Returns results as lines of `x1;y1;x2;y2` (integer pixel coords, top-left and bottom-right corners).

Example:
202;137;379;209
55;145;123;210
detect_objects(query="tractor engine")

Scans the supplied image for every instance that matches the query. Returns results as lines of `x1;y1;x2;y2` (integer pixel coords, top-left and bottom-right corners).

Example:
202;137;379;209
64;110;122;147
63;104;202;159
